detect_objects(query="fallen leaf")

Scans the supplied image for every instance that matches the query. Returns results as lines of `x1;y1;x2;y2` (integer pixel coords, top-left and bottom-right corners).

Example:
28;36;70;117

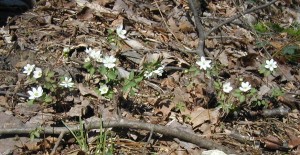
124;39;149;50
117;67;130;79
257;85;271;99
78;83;99;97
190;107;219;128
155;99;174;117
67;100;90;117
121;51;142;64
218;51;229;66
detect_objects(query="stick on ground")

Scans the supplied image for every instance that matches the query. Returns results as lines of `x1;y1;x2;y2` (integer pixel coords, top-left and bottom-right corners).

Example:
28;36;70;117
0;119;238;154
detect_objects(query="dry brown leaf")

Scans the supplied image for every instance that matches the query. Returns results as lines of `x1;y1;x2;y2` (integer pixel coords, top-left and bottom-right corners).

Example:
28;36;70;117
155;99;174;117
161;77;178;89
225;7;236;17
218;51;229;66
124;39;149;50
111;15;124;28
190;107;219;128
168;17;179;33
77;7;94;20
199;122;212;136
206;39;217;48
179;20;194;33
95;0;114;6
67;100;90;117
144;53;161;63
78;83;99;97
0;96;8;107
173;87;191;105
25;141;40;151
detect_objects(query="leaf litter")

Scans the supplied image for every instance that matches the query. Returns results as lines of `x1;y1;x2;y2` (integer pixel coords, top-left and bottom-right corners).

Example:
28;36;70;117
0;0;299;154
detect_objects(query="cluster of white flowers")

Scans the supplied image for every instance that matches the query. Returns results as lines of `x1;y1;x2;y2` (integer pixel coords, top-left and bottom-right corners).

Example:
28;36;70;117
144;66;165;79
23;63;76;100
85;48;117;69
23;64;42;79
85;48;103;62
222;81;252;93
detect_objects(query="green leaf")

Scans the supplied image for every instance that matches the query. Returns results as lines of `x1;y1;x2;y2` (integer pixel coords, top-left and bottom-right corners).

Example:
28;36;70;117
122;84;131;92
44;95;53;103
128;81;136;87
283;45;299;55
47;71;55;78
99;66;107;75
83;62;92;69
129;71;134;80
107;70;117;80
134;76;143;83
239;95;245;103
254;22;268;32
27;99;34;105
89;67;95;75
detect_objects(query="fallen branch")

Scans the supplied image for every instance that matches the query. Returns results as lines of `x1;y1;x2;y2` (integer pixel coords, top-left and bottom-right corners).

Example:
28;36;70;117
205;0;278;37
187;0;206;57
0;118;237;154
187;0;279;56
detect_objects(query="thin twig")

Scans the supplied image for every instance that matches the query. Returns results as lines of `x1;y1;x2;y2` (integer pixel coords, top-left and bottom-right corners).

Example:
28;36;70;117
205;0;279;37
50;131;65;155
142;126;154;154
0;90;29;98
0;119;237;154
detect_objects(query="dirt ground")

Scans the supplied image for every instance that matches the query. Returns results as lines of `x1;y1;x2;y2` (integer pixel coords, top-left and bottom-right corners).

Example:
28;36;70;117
0;0;299;154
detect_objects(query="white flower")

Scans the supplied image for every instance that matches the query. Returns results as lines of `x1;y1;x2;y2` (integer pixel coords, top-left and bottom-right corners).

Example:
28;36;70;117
239;81;251;92
33;67;42;79
63;47;70;53
89;50;102;62
223;82;233;93
153;66;164;76
85;47;94;54
84;57;91;62
196;56;211;70
265;59;277;71
144;71;153;79
102;55;116;68
28;86;43;100
116;24;127;39
99;84;109;94
60;77;75;88
201;149;227;155
23;64;35;76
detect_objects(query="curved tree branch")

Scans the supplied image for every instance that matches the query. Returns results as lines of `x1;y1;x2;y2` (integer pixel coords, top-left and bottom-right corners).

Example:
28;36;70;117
187;0;279;56
0;118;238;154
205;0;279;37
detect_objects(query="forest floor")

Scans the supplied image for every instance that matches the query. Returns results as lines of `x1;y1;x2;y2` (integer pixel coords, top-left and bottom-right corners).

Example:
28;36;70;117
0;0;299;154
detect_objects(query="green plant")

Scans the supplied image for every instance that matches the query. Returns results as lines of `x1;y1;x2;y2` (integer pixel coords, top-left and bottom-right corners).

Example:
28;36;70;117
63;117;115;154
94;119;114;155
175;102;186;113
63;118;89;152
30;126;43;141
214;80;235;113
122;71;143;95
271;88;284;98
